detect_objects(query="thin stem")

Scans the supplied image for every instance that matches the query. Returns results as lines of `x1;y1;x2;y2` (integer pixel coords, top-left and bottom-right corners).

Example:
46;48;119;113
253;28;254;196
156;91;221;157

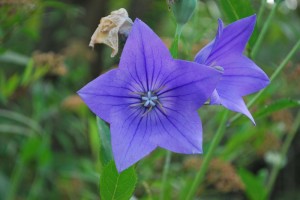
175;23;183;36
269;39;300;82
27;172;44;200
251;2;279;58
257;0;267;27
170;24;183;58
159;22;183;199
266;111;300;197
185;110;229;200
227;0;239;20
6;161;25;200
160;150;172;200
229;39;300;124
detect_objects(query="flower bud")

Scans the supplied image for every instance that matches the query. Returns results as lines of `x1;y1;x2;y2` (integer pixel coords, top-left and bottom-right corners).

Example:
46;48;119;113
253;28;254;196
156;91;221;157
168;0;197;25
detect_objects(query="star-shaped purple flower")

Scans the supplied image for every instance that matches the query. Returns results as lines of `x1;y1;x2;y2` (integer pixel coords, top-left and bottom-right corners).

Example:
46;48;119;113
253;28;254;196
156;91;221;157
78;19;222;172
195;15;270;124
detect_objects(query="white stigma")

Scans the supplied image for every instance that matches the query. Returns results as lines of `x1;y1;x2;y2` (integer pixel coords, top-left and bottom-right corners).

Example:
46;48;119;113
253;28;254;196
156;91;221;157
141;91;158;107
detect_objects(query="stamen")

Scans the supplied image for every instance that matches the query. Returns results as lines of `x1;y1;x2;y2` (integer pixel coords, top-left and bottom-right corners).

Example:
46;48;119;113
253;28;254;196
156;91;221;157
142;106;153;117
130;102;144;107
153;85;165;94
132;91;145;96
156;100;167;114
214;65;224;72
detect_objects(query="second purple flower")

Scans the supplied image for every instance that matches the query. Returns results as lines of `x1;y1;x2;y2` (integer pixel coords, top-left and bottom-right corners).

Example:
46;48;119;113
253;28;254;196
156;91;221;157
195;15;270;124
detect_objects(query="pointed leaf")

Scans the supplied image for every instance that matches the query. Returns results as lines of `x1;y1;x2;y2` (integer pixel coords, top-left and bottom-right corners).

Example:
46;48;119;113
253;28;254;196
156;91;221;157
21;59;34;86
0;50;29;66
96;117;113;165
238;168;267;200
100;161;137;200
6;74;20;97
255;99;300;118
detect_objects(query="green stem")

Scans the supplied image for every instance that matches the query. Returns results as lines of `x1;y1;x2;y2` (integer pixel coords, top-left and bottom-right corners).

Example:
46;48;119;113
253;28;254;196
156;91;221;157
227;0;239;20
176;24;183;36
160;23;183;200
266;111;300;198
6;161;25;200
251;2;279;58
170;24;183;58
230;39;300;124
257;0;267;27
185;110;229;200
160;151;172;200
27;172;44;200
268;39;300;82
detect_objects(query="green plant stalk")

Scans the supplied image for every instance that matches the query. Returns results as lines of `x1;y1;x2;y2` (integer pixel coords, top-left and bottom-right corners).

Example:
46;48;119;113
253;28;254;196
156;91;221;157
169;24;183;58
251;2;279;58
230;39;300;124
6;161;25;200
27;172;44;200
185;110;229;200
257;0;267;27
160;23;183;200
266;111;300;198
89;117;102;173
227;0;240;20
160;150;172;200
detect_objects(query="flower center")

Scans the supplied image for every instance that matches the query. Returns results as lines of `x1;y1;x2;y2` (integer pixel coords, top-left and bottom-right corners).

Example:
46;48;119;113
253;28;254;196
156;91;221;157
141;91;158;108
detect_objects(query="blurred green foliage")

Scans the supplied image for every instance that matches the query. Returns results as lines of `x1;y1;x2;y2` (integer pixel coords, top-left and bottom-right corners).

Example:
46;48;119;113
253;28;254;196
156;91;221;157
1;0;300;200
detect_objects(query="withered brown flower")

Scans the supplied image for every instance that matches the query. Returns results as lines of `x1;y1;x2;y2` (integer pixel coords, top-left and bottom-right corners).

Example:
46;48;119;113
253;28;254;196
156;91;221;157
89;8;133;57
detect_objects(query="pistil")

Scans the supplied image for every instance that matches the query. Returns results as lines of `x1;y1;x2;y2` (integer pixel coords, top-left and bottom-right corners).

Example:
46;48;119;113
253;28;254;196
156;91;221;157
141;91;158;107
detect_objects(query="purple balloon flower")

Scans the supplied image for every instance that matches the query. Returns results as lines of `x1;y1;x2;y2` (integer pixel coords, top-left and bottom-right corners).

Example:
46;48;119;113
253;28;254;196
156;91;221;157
78;19;222;172
195;15;270;124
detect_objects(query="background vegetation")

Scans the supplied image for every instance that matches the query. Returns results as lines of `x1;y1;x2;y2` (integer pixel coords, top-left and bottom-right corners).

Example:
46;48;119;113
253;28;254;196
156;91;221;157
1;0;300;199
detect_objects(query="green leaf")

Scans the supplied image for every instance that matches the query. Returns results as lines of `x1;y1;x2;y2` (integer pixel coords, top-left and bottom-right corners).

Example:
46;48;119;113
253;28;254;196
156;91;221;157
88;117;101;171
221;128;255;161
20;137;40;163
255;99;300;118
218;0;255;22
217;0;258;48
5;74;20;97
96;117;113;166
0;71;6;104
0;124;32;136
0;50;29;66
238;168;267;200
32;65;49;81
21;59;34;86
100;161;137;200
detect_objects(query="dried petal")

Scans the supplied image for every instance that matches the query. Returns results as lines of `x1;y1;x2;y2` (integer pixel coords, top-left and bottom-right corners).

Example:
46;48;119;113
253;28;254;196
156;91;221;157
89;8;133;57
